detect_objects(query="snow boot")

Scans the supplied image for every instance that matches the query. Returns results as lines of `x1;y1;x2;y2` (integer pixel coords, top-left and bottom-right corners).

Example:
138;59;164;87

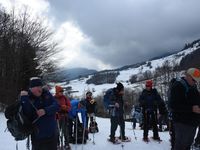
143;137;149;143
118;136;131;142
152;136;162;143
108;137;121;144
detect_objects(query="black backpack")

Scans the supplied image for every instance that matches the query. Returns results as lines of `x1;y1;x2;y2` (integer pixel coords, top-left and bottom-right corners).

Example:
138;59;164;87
168;78;189;110
5;100;34;141
89;121;99;133
103;88;114;109
73;122;87;144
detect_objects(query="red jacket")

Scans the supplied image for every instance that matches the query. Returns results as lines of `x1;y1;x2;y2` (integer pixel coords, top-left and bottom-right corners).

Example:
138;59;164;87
54;94;71;119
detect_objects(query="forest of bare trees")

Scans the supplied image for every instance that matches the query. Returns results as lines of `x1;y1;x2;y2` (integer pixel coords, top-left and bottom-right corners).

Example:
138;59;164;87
0;7;59;106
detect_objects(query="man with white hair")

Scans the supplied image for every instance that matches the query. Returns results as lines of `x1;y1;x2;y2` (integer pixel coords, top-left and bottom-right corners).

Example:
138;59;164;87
20;77;59;150
170;68;200;150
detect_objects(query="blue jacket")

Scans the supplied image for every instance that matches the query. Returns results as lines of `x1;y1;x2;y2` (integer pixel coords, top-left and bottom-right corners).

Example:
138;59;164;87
68;99;87;128
20;89;59;140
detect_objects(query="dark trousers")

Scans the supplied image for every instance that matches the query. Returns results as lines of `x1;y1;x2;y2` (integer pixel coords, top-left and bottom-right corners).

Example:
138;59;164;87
68;118;74;140
132;118;137;129
110;116;125;138
169;120;175;150
143;111;159;138
57;116;69;145
174;122;197;150
32;135;57;150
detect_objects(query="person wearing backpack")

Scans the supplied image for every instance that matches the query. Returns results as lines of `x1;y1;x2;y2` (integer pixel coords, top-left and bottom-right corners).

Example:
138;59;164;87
139;80;163;142
84;91;98;133
54;86;71;150
131;104;143;129
169;68;200;150
104;82;130;144
68;99;88;144
20;77;59;150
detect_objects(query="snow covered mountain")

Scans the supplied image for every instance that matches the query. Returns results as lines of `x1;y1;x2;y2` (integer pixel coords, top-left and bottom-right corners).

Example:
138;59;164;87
52;39;200;98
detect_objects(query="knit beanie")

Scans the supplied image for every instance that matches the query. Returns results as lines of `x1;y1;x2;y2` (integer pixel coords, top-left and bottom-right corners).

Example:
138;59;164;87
29;77;43;88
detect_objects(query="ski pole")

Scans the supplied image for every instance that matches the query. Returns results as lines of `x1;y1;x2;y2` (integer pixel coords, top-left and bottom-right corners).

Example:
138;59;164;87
92;116;96;144
82;114;87;150
56;119;61;149
75;115;78;150
61;119;64;149
132;128;137;140
129;119;137;140
119;116;124;150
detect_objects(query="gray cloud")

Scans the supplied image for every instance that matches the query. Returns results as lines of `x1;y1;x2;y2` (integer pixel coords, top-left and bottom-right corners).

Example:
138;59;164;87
48;0;200;69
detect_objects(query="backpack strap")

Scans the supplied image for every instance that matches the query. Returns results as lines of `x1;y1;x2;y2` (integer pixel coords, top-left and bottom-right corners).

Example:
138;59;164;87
176;78;189;98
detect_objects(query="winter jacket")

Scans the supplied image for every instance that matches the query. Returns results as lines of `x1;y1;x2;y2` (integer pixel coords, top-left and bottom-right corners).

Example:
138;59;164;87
170;78;200;126
54;95;71;118
139;88;162;113
68;99;87;128
20;89;59;141
109;88;124;117
85;98;97;114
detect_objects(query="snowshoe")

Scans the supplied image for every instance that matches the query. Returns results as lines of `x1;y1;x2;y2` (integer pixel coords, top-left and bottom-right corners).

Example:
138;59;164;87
64;144;71;150
151;137;162;143
118;136;131;142
193;143;200;150
107;137;121;144
57;145;71;150
143;137;150;143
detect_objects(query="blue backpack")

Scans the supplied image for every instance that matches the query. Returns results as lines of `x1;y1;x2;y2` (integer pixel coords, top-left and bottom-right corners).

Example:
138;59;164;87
103;88;114;109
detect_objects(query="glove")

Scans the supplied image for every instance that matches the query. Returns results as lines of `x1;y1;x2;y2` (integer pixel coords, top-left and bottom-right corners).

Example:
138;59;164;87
60;105;68;112
20;91;28;96
90;99;95;104
61;105;67;110
115;103;119;108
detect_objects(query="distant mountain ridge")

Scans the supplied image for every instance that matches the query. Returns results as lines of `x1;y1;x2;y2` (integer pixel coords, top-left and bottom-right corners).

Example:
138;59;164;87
54;67;97;81
57;38;200;98
54;38;200;82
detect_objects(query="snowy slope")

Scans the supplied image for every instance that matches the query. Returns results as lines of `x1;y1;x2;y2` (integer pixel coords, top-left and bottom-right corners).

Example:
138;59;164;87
0;113;171;150
53;42;200;98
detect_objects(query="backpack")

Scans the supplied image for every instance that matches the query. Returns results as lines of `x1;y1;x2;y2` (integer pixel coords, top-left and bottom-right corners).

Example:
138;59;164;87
4;100;33;141
73;122;87;144
89;121;99;133
103;88;114;109
168;78;189;110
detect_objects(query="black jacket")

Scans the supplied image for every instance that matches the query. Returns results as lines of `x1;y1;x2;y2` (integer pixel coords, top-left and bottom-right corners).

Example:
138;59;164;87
139;88;162;114
170;78;200;126
85;98;97;114
110;88;124;116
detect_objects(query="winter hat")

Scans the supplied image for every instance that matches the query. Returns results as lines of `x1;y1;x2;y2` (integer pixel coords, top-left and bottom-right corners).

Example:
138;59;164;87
29;77;43;88
186;68;200;82
116;82;124;91
86;91;92;97
55;85;64;93
146;80;153;87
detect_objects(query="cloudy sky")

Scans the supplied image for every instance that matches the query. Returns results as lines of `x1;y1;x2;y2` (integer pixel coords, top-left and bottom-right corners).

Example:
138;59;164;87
1;0;200;70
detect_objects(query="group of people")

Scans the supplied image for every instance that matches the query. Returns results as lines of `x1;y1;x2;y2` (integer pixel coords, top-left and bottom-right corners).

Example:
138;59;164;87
20;77;97;150
131;67;200;150
19;67;200;150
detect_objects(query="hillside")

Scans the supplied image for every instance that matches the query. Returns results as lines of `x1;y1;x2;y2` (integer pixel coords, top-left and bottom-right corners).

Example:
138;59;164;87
51;39;200;98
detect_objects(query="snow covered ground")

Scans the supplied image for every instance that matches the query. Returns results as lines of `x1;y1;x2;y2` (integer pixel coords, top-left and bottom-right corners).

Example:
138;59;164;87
0;113;171;150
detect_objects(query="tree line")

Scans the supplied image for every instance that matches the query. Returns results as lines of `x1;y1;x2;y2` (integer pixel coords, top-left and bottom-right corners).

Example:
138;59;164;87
0;7;59;106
